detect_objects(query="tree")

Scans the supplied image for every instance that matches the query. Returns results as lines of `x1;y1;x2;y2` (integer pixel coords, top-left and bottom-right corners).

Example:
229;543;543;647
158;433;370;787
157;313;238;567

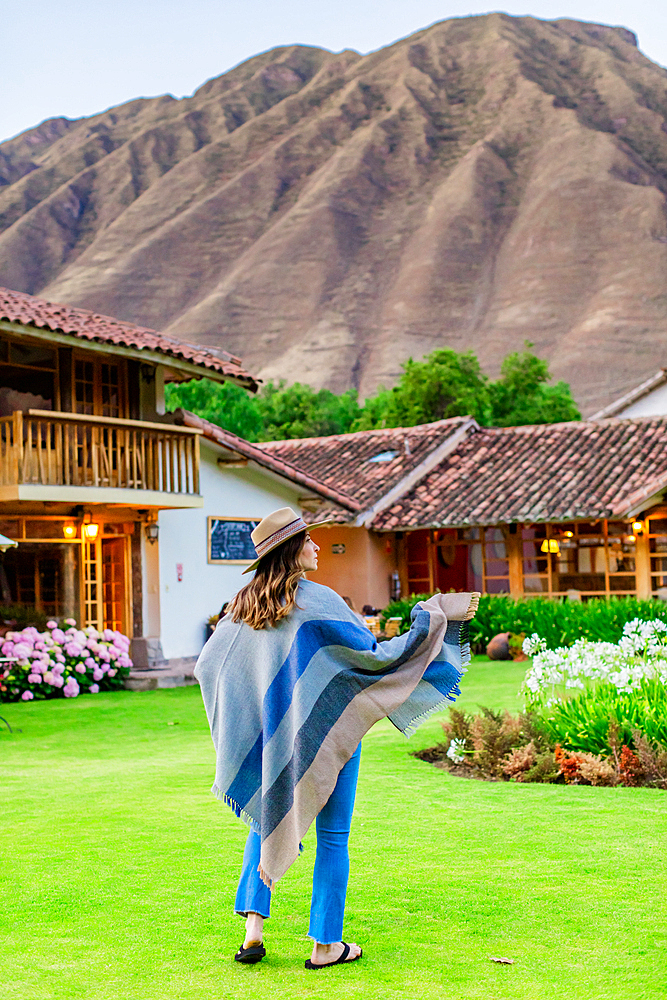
165;343;580;442
256;382;361;440
164;378;362;442
488;343;581;426
163;379;262;440
353;349;490;429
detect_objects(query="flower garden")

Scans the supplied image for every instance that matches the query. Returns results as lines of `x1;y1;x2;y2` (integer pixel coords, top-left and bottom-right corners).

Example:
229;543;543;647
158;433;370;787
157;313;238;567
0;619;132;702
417;616;667;789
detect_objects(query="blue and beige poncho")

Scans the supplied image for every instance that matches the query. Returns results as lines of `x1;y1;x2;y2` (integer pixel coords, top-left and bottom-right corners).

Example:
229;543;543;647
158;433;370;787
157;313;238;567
195;580;478;885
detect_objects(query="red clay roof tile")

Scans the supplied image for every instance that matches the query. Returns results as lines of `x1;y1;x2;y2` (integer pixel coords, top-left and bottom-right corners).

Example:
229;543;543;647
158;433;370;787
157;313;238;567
257;418;471;521
0;285;258;389
371;418;667;529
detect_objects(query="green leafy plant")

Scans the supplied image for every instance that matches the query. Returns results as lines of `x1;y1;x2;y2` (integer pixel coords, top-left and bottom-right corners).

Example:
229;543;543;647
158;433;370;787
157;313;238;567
538;680;667;755
468;594;667;653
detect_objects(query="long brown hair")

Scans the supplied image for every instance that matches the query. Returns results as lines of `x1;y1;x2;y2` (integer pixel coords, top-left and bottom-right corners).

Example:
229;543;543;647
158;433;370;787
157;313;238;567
229;531;307;630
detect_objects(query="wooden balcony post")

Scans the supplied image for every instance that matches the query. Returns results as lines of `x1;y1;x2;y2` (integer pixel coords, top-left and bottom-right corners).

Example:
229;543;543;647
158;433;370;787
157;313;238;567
8;408;202;498
12;410;23;484
193;431;200;494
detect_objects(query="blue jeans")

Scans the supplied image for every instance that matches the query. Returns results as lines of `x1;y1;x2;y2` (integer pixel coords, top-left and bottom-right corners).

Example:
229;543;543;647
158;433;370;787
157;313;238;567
234;742;361;944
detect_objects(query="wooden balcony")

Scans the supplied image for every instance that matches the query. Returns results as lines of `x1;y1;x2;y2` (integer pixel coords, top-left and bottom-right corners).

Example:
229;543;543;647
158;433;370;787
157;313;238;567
0;409;203;507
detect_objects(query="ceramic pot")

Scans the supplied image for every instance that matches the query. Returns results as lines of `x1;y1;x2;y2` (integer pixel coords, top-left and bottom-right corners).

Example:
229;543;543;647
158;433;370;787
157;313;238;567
486;632;511;660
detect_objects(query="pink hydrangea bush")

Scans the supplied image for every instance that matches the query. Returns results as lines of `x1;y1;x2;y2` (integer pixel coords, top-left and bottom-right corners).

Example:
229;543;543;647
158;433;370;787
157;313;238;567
0;620;132;703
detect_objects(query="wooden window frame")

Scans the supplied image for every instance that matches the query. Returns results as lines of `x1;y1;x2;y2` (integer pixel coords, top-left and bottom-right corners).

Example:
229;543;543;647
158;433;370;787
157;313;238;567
0;332;61;410
520;520;637;599
72;351;128;419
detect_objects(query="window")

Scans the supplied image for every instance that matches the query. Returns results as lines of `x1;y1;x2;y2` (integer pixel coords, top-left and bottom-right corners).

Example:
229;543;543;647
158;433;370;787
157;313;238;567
521;521;636;597
0;334;58;416
74;356;124;418
482;527;510;594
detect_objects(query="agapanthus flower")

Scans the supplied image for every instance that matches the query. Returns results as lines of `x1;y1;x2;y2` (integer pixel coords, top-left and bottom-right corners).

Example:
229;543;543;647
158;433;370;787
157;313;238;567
446;738;467;763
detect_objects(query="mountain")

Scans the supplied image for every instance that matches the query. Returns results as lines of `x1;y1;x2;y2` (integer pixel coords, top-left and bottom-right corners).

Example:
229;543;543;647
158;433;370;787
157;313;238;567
1;14;667;414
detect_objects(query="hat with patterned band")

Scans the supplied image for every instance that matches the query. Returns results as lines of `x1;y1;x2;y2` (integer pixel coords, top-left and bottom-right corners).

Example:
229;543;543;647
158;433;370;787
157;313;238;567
242;507;333;574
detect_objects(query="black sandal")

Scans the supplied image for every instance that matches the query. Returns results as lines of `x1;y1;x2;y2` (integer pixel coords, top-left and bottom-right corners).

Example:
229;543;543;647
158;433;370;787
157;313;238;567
234;943;266;964
305;942;362;969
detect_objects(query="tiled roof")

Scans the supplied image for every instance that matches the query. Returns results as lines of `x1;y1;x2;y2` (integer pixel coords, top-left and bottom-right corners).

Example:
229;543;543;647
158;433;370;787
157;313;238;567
0;286;258;389
372;418;667;529
177;410;361;513
258;418;472;522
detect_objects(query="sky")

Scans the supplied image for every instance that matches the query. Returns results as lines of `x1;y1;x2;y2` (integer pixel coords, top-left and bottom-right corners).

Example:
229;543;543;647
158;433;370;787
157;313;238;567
3;0;667;143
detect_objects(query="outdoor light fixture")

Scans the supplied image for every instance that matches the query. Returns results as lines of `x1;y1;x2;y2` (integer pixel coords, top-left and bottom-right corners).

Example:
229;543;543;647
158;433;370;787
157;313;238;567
83;522;99;539
145;522;159;544
63;524;77;538
632;521;644;534
540;539;560;554
563;531;574;538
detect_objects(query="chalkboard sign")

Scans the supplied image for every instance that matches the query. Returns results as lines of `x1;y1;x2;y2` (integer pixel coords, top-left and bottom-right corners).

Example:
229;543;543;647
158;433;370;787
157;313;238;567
208;517;260;564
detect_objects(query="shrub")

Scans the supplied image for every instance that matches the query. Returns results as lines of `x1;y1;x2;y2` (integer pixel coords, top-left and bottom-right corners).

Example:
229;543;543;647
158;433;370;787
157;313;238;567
0;603;51;631
522;751;560;784
470;594;667;653
554;746;617;786
382;593;667;654
470;708;525;777
502;741;538;780
631;731;667;788
416;706;666;789
0;619;132;702
380;593;432;633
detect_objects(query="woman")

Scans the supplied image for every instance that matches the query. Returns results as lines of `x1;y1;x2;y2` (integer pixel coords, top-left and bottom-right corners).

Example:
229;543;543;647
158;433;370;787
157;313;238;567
195;507;478;970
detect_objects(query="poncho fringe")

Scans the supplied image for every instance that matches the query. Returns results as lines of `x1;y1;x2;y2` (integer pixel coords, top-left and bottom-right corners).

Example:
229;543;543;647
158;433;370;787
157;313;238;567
195;581;479;885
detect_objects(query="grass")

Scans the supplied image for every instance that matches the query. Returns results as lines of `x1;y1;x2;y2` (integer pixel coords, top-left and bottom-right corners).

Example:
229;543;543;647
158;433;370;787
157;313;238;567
1;655;666;1000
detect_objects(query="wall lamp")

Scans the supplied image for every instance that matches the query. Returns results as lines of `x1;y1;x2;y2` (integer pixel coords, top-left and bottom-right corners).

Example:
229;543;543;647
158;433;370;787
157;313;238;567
83;522;99;539
540;539;560;554
63;523;77;538
145;522;159;544
632;521;644;535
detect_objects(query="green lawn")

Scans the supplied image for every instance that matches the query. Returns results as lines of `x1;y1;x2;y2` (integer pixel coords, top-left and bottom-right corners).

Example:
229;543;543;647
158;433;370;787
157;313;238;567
2;656;665;1000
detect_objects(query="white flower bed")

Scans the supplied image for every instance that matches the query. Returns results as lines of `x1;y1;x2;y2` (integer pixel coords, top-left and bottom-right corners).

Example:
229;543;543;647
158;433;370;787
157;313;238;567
522;619;667;698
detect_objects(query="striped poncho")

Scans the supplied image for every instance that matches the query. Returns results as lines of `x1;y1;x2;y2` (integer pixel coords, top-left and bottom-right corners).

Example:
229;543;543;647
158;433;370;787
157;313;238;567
195;580;478;886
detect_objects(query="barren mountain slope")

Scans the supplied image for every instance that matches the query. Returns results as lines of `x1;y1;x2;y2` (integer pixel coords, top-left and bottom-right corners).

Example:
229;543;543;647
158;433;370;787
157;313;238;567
2;15;667;413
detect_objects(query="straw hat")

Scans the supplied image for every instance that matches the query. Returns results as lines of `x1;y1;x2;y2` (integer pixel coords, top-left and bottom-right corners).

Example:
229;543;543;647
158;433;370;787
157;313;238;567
242;507;333;574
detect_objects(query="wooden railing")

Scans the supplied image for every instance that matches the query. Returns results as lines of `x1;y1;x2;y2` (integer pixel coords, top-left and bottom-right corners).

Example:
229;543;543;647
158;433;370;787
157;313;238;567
0;410;201;495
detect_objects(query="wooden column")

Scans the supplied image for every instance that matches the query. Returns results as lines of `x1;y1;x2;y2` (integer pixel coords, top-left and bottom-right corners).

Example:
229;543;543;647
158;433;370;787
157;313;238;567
634;526;651;599
506;529;523;598
62;544;78;621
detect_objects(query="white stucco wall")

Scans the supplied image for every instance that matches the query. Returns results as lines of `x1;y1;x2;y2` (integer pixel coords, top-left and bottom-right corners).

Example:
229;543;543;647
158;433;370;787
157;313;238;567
157;442;306;661
618;382;667;418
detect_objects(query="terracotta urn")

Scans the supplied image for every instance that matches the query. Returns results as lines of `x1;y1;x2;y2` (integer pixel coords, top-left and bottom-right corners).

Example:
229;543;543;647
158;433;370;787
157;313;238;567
486;632;512;660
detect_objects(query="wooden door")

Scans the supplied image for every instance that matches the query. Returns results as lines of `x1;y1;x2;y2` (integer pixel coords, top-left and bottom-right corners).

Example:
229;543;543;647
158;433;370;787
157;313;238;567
102;537;128;634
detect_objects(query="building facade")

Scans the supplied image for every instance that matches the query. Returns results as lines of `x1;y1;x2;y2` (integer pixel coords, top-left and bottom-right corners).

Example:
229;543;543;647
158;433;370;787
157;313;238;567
0;286;256;665
262;416;667;605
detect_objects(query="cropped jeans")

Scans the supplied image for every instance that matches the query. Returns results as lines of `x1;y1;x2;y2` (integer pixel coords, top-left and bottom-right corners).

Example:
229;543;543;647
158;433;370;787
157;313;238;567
234;742;361;944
